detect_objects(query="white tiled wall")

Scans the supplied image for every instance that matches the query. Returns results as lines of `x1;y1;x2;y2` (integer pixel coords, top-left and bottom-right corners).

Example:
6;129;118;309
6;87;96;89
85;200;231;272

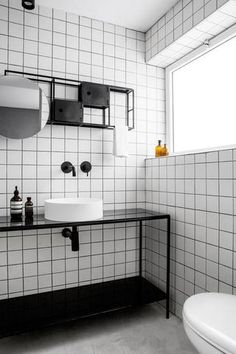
146;150;236;318
2;0;235;314
0;0;165;299
146;0;236;67
143;0;236;319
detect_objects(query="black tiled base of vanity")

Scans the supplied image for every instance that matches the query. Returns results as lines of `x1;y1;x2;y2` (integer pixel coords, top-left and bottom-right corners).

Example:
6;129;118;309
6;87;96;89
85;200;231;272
0;276;166;337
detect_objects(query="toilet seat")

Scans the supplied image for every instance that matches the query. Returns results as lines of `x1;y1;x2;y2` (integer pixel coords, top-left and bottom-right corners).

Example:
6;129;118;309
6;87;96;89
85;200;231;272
184;316;225;354
183;312;228;354
183;293;236;354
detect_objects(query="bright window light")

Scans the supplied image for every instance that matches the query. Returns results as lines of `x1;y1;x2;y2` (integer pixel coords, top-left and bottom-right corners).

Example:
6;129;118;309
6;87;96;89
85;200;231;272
172;35;236;153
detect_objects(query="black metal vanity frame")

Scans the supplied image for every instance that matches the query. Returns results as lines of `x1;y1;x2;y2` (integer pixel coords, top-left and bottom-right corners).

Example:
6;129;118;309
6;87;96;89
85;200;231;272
0;209;170;337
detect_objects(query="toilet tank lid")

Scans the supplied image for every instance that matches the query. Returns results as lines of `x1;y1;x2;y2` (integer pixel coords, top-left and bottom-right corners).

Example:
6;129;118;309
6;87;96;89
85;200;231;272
183;293;236;354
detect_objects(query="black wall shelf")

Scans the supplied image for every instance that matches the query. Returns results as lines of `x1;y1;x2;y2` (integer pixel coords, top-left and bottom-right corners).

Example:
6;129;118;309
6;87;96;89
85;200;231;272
4;70;135;130
0;277;166;338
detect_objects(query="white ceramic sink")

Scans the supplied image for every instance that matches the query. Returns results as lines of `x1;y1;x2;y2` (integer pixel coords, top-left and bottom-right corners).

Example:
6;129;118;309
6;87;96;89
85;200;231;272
44;198;103;222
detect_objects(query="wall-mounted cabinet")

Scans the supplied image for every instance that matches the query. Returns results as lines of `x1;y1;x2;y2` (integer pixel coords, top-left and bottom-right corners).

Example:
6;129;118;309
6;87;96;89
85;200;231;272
5;70;134;131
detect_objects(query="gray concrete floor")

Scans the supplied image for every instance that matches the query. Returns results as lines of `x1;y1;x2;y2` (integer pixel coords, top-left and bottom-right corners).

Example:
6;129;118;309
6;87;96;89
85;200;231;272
0;304;197;354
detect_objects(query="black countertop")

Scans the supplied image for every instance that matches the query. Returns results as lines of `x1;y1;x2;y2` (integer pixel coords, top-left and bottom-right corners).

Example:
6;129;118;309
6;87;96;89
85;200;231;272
0;208;170;232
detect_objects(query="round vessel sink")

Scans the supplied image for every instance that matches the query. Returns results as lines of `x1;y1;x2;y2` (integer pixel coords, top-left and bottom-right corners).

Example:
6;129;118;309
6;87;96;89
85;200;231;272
45;198;103;222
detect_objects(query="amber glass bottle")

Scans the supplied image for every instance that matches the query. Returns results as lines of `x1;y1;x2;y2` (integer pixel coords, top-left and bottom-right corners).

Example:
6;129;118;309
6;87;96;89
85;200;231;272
155;140;162;157
162;144;169;157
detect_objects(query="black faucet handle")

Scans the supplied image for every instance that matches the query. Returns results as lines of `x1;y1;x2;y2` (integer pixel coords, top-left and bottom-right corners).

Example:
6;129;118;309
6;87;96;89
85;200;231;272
80;161;92;177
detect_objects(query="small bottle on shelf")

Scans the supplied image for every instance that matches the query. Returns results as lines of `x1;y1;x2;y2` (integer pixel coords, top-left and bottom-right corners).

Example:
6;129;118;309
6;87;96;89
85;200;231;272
162;143;169;157
25;197;33;222
10;186;23;222
155;140;162;158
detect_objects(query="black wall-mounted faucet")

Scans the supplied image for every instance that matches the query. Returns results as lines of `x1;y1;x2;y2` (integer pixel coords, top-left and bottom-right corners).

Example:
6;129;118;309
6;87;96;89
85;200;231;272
80;161;92;176
61;161;76;177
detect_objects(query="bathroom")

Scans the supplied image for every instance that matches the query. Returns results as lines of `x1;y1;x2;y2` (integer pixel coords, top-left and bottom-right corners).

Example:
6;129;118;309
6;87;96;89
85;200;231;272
0;0;235;353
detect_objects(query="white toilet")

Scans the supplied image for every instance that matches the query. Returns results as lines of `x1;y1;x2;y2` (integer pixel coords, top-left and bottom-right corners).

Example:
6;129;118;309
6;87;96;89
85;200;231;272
183;293;236;354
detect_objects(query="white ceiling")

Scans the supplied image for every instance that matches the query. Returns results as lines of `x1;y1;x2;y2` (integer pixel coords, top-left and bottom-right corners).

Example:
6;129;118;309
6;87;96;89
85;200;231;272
37;0;179;32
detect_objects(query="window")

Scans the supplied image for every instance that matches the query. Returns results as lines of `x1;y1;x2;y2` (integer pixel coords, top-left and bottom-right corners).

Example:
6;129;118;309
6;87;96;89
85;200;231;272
167;31;236;154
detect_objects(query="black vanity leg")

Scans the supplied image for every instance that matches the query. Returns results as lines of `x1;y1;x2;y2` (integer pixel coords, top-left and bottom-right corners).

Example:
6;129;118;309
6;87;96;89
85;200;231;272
166;216;171;319
139;220;142;277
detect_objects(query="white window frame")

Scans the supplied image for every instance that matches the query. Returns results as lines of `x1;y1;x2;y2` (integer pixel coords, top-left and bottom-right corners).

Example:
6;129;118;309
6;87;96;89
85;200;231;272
166;23;236;155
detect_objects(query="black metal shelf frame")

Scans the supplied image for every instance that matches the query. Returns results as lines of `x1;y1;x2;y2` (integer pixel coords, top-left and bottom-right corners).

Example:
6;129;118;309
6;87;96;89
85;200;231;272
0;209;170;337
4;70;135;130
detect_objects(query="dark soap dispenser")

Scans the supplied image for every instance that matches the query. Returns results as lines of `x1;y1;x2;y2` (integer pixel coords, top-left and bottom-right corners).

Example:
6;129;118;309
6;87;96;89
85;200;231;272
25;197;33;222
10;186;23;222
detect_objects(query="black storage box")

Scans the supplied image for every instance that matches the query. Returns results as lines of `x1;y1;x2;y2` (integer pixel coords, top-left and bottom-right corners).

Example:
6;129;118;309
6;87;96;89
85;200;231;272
80;82;110;109
53;99;83;124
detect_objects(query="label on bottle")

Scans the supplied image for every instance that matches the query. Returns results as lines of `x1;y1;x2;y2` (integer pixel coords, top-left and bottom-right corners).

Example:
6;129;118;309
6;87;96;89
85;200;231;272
10;201;23;215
